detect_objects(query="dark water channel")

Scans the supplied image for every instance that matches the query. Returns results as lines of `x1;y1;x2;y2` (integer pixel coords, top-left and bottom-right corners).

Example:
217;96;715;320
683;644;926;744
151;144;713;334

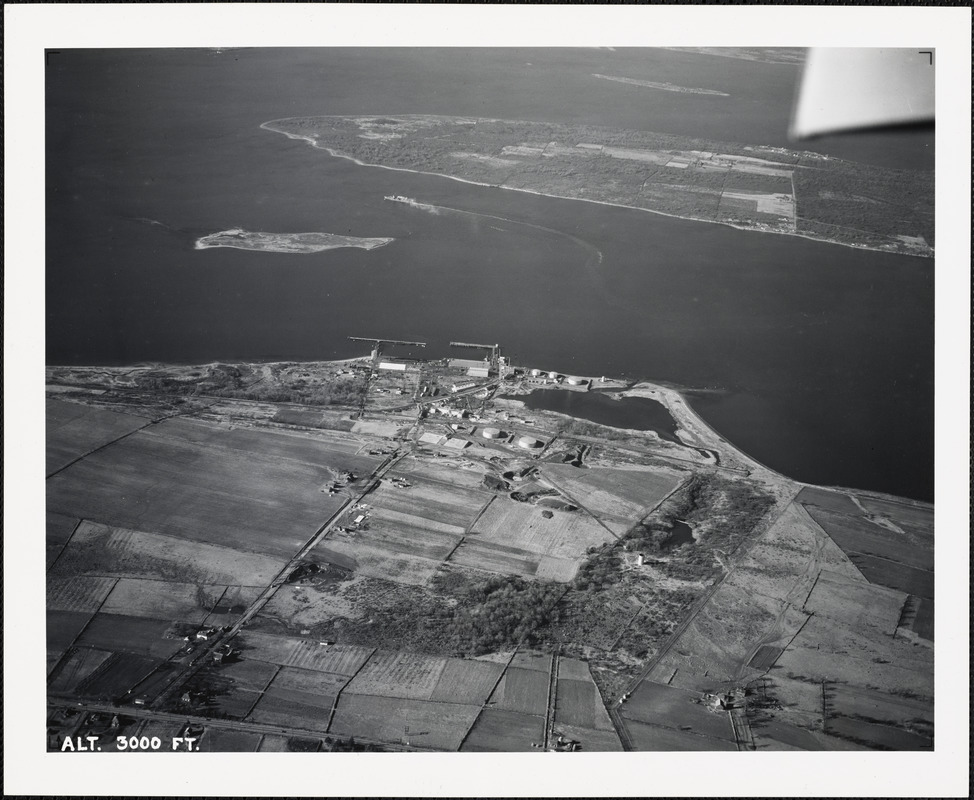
518;389;681;443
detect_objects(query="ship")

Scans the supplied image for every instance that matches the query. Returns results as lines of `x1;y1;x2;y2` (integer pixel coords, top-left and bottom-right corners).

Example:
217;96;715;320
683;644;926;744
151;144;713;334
383;195;414;203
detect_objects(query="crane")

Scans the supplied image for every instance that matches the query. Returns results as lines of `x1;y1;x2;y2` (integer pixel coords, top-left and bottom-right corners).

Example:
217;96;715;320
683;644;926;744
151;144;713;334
449;341;501;370
348;336;427;362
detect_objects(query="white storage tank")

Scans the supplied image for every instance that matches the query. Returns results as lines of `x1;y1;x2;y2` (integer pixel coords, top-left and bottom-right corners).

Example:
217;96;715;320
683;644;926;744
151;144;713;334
567;376;586;386
517;435;542;449
547;371;559;379
481;427;503;439
530;368;541;377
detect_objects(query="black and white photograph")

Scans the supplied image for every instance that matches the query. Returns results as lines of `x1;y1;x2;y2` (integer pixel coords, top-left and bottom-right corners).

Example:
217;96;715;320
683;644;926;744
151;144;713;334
5;4;970;797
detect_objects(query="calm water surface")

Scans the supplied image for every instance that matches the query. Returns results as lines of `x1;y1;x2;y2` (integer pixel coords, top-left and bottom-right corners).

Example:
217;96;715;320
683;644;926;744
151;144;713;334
46;49;934;500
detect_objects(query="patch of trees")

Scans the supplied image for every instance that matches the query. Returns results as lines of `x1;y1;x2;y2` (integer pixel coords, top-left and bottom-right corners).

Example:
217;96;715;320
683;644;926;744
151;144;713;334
436;575;565;656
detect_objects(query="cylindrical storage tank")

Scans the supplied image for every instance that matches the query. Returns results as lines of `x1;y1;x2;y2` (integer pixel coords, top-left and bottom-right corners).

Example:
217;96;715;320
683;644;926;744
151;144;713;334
547;371;559;380
481;427;503;439
567;376;586;386
530;368;541;377
517;435;541;449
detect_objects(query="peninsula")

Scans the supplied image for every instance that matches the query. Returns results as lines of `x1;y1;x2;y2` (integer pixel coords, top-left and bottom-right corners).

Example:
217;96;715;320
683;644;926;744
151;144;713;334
261;114;933;257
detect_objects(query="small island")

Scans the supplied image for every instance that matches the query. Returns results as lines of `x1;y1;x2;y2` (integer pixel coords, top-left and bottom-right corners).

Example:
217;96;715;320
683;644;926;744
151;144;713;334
195;228;394;254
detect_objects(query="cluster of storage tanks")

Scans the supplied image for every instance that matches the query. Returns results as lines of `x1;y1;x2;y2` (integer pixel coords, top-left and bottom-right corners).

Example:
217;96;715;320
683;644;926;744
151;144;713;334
528;368;587;386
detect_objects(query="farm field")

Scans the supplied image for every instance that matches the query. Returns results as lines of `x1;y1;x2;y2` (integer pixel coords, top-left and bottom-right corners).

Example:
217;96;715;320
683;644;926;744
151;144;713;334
468;499;614;560
47;610;94;661
486;667;549;715
802;571;906;632
344;650;447;700
392;455;489;489
511;651;553;673
621;681;736;742
827;715;932;750
74;613;184;659
48;647;115;693
447;539;540;578
429;658;505;704
47;576;117;614
795;486;862;516
625;720;738;751
541;464;683;522
553;658;615;732
74;652;161;699
235;632;374;675
368;476;491;530
197;729;263;752
248;694;333;731
46;512;80;568
49;521;288;587
858;497;934;540
100;578;226;623
47;417;365;559
803;505;934;573
313;536;443;585
329;694;481;750
551;722;623;751
460;709;544;751
203;585;267;628
46;398;150;475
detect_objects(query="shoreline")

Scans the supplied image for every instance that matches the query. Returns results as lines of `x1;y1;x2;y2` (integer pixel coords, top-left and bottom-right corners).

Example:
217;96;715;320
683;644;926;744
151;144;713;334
46;358;930;506
260;120;932;259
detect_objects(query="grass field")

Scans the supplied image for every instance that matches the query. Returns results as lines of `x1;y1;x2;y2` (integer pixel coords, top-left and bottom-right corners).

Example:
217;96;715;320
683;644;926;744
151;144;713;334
345;650;447;700
622;681;736;742
74;613;184;659
211;658;281;692
468;500;614;560
236;632;375;675
542;464;682;522
50;521;288;587
48;648;115;693
100;578;226;623
625;719;738;751
248;695;334;731
429;658;504;704
47;417;366;559
47;576;117;613
329;694;481;750
460;709;544;751
46;398;150;475
486;667;549;715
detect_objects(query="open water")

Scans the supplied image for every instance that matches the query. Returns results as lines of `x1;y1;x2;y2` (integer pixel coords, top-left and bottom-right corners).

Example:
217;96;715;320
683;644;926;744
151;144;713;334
46;48;934;500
